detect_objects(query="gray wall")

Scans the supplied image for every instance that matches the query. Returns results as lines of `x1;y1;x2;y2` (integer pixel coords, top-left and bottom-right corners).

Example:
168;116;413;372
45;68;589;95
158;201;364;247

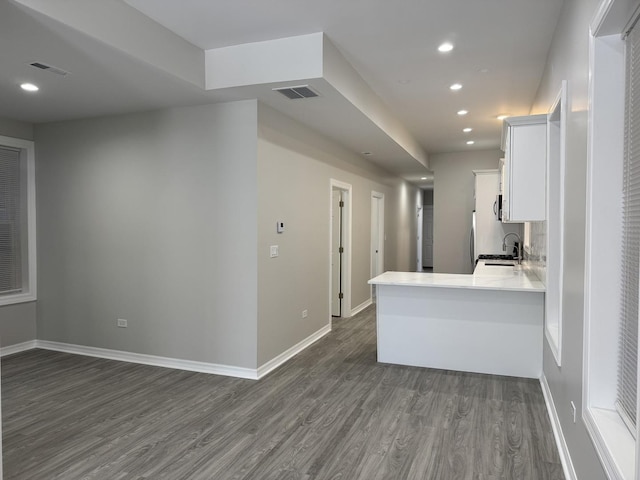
34;102;259;368
430;150;500;274
256;104;421;365
530;0;607;477
0;117;37;348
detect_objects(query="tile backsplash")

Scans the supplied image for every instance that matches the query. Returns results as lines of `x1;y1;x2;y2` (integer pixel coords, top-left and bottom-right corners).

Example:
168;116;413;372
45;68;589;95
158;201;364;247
525;220;546;285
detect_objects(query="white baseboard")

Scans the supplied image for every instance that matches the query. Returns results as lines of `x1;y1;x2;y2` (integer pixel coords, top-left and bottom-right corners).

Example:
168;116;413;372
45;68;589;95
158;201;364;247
1;327;333;381
36;340;259;380
256;323;331;379
350;298;372;317
0;340;37;357
540;374;578;480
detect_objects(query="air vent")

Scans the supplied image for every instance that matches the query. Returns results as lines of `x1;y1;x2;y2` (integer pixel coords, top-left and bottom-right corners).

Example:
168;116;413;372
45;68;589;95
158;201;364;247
272;85;319;99
29;62;69;76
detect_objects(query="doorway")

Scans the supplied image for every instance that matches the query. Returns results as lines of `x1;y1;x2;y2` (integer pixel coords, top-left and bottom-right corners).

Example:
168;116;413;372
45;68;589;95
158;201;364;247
330;180;352;318
423;204;434;268
371;191;385;279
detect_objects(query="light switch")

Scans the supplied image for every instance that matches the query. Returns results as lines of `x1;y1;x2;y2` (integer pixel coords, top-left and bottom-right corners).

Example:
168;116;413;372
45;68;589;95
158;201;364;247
270;245;279;258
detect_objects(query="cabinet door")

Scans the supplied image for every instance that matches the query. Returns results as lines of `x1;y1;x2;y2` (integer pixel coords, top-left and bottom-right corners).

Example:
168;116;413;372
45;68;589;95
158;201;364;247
502;132;512;221
509;123;546;222
501;115;546;223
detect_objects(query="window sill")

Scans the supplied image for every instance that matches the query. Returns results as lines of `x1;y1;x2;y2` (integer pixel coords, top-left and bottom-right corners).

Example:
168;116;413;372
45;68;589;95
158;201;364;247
585;406;635;479
0;292;36;307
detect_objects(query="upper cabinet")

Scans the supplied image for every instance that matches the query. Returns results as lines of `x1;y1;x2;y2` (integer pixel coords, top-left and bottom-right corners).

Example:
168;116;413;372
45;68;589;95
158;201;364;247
500;114;546;223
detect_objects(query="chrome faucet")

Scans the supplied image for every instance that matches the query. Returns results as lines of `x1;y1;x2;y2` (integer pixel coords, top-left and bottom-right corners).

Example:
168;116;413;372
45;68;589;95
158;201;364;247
502;232;522;265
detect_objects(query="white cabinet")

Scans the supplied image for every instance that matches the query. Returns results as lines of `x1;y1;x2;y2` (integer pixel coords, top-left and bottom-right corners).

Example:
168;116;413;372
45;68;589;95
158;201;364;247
501;114;546;222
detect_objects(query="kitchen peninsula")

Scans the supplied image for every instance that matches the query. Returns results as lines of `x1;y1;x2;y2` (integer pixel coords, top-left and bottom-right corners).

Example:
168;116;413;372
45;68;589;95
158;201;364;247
368;263;545;378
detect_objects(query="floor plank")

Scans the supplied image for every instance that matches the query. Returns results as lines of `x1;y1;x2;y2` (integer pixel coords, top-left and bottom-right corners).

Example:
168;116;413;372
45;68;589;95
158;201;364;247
2;305;565;480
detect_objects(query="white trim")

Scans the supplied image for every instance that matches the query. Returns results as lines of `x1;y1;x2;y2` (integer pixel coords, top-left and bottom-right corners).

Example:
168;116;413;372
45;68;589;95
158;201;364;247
592;0;616;33
329;179;353;317
545;80;568;366
1;325;333;381
350;298;372;317
584;406;635;479
0;136;37;307
0;340;37;357
256;323;331;378
36;340;260;380
540;374;578;480
585;3;637;478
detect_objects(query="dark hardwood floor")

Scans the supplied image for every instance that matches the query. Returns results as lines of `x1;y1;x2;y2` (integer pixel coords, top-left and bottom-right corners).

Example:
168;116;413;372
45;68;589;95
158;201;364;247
2;305;565;479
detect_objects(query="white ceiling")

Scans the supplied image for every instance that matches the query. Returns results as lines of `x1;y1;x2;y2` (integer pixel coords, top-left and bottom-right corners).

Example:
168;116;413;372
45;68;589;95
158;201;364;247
1;0;564;188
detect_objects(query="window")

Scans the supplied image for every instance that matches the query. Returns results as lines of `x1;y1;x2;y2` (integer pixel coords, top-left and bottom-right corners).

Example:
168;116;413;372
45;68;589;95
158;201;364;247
0;136;36;306
584;1;640;478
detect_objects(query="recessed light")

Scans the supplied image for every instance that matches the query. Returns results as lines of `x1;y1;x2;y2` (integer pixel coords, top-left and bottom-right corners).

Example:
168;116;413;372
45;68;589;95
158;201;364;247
20;83;39;92
457;110;468;116
398;79;411;84
421;177;427;180
497;114;509;120
466;140;475;145
463;127;473;133
438;42;454;53
449;83;462;91
479;68;489;74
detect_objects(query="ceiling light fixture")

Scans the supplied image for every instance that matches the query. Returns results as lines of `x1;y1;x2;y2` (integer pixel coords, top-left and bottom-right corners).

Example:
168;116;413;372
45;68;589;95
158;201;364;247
20;83;39;92
467;140;475;145
496;114;509;120
457;110;468;116
438;42;454;53
449;83;462;91
463;127;473;133
421;177;427;180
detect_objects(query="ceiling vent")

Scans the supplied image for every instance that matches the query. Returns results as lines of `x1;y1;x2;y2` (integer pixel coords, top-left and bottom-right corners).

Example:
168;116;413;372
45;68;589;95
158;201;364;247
273;85;319;100
29;62;69;76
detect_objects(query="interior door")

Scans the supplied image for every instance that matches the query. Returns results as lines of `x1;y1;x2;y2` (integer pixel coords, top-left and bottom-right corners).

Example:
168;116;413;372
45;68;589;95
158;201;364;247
371;193;384;277
416;206;423;271
331;189;342;317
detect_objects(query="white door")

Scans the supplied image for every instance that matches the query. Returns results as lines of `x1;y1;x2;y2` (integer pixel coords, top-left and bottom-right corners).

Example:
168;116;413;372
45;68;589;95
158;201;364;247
331;189;342;317
371;192;385;277
416;206;423;271
423;205;434;268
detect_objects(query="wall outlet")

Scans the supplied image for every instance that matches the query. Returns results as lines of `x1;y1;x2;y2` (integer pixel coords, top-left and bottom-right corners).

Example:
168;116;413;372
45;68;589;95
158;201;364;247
570;401;576;423
302;309;308;318
117;318;128;328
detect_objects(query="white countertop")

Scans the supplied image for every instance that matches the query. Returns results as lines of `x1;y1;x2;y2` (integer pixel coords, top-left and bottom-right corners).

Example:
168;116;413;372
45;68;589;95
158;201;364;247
368;262;545;293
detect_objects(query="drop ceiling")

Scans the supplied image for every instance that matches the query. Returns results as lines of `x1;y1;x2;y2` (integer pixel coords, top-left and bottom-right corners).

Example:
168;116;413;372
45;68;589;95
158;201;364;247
1;0;564;188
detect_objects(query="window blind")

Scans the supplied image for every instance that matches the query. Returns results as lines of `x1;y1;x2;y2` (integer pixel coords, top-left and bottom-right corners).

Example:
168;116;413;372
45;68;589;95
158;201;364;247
617;21;640;433
0;146;22;295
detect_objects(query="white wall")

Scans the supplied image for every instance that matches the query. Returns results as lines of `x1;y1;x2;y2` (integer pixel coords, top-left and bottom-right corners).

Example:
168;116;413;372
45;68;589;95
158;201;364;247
0;117;37;349
430;149;500;274
34;102;259;368
530;0;607;478
256;104;420;365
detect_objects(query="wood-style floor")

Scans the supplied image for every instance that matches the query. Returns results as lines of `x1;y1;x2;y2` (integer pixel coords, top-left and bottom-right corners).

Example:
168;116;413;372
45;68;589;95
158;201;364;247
2;305;565;480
